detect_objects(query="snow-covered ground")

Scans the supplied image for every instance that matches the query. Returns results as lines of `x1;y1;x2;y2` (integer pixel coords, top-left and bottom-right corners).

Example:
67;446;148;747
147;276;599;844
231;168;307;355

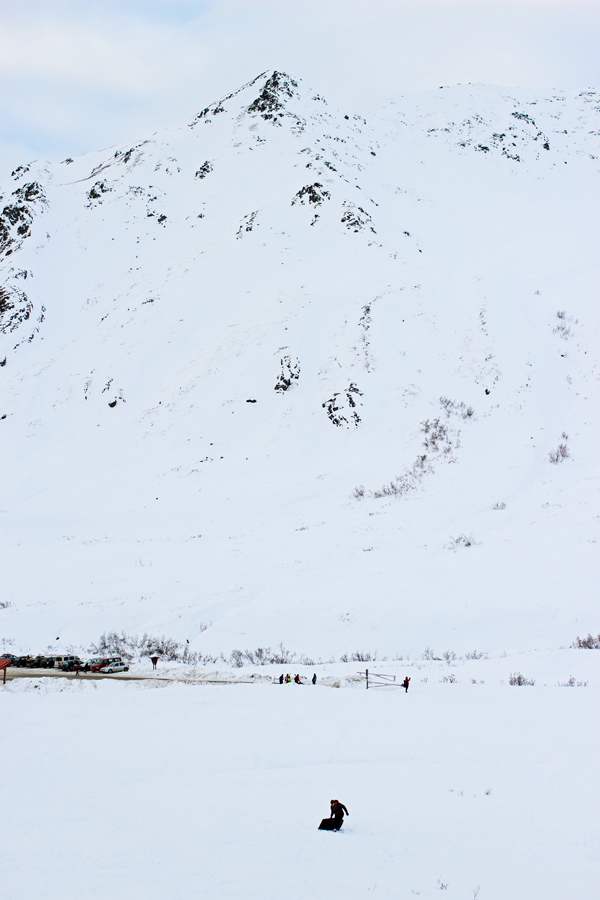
2;650;598;899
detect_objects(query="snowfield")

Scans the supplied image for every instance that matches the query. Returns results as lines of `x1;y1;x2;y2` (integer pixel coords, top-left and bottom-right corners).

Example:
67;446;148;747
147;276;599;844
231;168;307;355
1;70;599;896
2;651;598;900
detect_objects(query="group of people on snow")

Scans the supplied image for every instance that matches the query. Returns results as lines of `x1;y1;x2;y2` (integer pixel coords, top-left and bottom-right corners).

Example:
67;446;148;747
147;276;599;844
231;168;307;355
278;673;317;684
277;673;411;689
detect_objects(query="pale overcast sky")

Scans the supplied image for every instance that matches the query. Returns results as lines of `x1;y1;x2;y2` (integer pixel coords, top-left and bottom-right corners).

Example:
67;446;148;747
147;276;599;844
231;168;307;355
0;0;598;176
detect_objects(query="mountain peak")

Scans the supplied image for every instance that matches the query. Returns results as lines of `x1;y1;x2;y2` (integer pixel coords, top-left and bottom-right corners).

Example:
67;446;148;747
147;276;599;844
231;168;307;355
188;69;305;130
246;70;300;120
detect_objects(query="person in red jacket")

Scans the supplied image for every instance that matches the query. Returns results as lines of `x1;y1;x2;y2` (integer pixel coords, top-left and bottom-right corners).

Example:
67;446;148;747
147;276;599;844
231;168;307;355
402;676;411;693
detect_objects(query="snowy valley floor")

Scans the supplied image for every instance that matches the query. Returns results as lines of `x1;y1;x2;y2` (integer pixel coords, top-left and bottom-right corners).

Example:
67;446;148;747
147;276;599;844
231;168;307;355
2;651;598;900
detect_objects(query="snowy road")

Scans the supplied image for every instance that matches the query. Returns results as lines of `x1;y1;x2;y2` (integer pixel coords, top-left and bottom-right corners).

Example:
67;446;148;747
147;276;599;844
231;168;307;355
4;667;267;684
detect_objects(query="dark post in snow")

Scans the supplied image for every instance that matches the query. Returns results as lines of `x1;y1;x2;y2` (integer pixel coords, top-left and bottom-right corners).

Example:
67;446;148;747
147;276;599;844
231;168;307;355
366;668;369;690
150;655;159;670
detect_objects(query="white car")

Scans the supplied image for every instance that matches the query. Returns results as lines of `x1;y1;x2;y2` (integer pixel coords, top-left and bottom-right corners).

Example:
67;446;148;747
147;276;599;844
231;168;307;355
100;661;129;674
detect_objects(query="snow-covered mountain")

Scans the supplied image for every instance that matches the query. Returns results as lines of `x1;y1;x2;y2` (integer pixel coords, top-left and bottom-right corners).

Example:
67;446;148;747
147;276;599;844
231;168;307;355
1;71;599;658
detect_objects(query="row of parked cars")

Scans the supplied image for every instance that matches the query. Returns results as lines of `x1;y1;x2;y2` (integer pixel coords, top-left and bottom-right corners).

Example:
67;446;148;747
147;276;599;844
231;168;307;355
3;654;130;673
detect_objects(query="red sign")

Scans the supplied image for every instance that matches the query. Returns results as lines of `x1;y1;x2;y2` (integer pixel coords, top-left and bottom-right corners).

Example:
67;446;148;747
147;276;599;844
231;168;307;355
0;659;10;669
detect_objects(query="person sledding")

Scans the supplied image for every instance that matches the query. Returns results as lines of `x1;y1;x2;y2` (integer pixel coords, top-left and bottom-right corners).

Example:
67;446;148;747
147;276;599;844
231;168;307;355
318;798;349;831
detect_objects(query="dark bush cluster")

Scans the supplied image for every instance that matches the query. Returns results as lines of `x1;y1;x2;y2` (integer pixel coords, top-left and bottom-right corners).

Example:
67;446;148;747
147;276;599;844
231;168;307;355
572;633;600;649
509;672;535;686
339;650;377;663
229;644;314;668
549;432;569;464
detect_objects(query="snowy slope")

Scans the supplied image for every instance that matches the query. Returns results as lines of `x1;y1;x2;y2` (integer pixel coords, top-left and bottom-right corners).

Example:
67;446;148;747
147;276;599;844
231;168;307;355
1;71;599;659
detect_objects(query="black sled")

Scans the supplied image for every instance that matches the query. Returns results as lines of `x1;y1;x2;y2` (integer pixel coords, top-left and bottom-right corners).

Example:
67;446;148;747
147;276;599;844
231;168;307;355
318;818;341;831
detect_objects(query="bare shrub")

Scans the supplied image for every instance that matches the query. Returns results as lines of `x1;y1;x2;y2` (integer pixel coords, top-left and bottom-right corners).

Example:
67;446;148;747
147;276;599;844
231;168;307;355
0;600;12;609
440;674;457;683
372;462;425;499
185;648;218;664
229;643;300;667
443;650;457;664
89;626;211;664
549;432;569;464
421;417;450;452
138;635;182;661
558;676;588;687
371;398;475;501
269;643;299;664
549;444;569;464
446;533;478;551
465;650;487;660
439;396;475;420
509;672;535;686
553;311;571;339
492;502;506;510
90;631;138;661
340;650;377;662
553;322;571;339
572;633;600;649
422;647;442;661
353;485;365;499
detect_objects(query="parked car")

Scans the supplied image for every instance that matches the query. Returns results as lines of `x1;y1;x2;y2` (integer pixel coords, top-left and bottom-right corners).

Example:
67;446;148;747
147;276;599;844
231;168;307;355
91;657;123;672
1;654;18;665
25;656;47;668
60;657;84;671
13;656;31;668
99;661;129;674
53;655;75;669
84;658;105;672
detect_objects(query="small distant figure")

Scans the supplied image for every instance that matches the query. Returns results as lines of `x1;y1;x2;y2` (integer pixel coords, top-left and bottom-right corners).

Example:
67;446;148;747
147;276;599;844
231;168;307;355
74;663;80;676
84;662;90;674
312;673;317;685
150;655;159;670
279;674;284;684
402;676;411;693
285;674;291;683
294;674;302;684
319;799;349;831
